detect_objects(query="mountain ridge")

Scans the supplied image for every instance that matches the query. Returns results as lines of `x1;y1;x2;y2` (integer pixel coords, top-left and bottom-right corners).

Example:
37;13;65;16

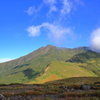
0;45;99;84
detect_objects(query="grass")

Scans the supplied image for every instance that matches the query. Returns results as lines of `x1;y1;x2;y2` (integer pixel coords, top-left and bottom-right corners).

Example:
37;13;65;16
3;91;43;97
0;45;87;84
0;79;100;99
33;61;97;84
46;77;100;87
2;87;100;99
61;91;100;98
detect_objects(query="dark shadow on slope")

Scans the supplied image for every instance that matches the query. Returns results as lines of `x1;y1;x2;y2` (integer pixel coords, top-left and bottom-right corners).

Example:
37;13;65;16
11;72;18;75
13;64;30;69
66;51;100;63
45;77;100;85
22;68;40;79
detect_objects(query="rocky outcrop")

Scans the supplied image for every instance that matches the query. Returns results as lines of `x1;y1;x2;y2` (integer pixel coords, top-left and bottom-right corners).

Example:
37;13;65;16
80;85;90;90
0;94;6;100
59;86;75;92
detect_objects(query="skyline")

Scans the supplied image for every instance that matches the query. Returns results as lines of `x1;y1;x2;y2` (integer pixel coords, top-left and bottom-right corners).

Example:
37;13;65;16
0;0;100;63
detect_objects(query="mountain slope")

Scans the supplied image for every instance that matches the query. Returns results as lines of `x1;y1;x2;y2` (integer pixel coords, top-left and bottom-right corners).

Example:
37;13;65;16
66;50;100;63
66;51;100;76
0;45;85;84
31;61;97;84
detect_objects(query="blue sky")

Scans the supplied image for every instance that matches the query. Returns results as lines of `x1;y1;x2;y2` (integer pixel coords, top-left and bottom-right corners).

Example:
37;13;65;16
0;0;100;63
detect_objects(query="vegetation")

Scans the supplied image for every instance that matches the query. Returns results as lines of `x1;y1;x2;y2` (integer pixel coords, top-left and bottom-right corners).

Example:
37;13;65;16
0;45;100;84
67;51;100;76
33;61;97;83
0;45;87;84
0;79;100;99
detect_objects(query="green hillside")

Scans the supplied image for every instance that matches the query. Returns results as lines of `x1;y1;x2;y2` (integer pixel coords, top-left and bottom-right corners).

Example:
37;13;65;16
67;51;100;63
46;77;100;87
67;51;100;76
0;45;100;84
0;45;84;84
30;61;97;84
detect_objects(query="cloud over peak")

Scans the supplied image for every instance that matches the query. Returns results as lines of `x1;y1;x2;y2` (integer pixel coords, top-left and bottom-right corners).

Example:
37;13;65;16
42;23;71;40
26;25;42;37
26;22;72;44
90;28;100;53
25;0;83;45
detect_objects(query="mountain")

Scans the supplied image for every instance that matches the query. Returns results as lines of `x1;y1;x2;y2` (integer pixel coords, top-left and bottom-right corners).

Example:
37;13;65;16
66;51;100;76
0;45;100;84
32;61;97;84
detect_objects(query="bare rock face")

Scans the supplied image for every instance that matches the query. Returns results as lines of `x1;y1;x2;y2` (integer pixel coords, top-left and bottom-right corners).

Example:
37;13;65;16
80;85;90;90
0;94;6;100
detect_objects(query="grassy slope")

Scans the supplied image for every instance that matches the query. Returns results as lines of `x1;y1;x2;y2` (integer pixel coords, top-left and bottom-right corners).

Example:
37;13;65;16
67;51;100;76
45;77;100;87
0;45;100;84
0;45;83;84
28;61;97;84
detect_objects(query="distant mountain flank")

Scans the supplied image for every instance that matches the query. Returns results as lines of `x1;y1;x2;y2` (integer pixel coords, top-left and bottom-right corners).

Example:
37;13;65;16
0;45;100;84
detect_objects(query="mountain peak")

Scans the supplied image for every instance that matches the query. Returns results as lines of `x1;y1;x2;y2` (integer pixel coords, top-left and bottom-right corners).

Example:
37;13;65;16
45;45;55;48
74;46;89;51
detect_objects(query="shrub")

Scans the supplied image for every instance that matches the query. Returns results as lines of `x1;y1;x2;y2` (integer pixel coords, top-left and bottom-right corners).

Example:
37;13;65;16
3;92;14;97
15;91;43;96
64;92;84;97
9;83;23;85
46;91;58;94
44;98;52;100
26;91;43;95
0;84;7;86
60;93;66;98
34;88;43;92
90;97;99;100
69;83;81;89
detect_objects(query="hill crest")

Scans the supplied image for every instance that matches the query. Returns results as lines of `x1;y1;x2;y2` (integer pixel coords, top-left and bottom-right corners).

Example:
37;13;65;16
0;45;99;84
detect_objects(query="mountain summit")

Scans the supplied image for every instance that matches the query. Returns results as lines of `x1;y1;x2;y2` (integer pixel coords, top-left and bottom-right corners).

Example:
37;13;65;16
0;45;99;84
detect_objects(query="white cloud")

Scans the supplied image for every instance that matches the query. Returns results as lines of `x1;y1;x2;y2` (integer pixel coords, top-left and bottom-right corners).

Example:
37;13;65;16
26;0;83;44
42;23;71;41
25;7;37;15
25;4;43;16
43;0;73;17
25;0;82;18
43;0;57;15
0;58;13;63
26;25;42;37
61;0;72;16
90;28;100;53
26;22;72;44
75;0;84;6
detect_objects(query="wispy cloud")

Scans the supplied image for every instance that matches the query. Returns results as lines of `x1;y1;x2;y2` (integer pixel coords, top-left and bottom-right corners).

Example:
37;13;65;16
25;0;82;17
61;0;72;16
25;5;42;15
0;58;13;63
26;25;42;37
43;0;57;16
43;0;75;17
26;22;72;44
26;0;82;45
25;7;37;15
90;28;100;53
43;23;72;41
75;0;84;5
